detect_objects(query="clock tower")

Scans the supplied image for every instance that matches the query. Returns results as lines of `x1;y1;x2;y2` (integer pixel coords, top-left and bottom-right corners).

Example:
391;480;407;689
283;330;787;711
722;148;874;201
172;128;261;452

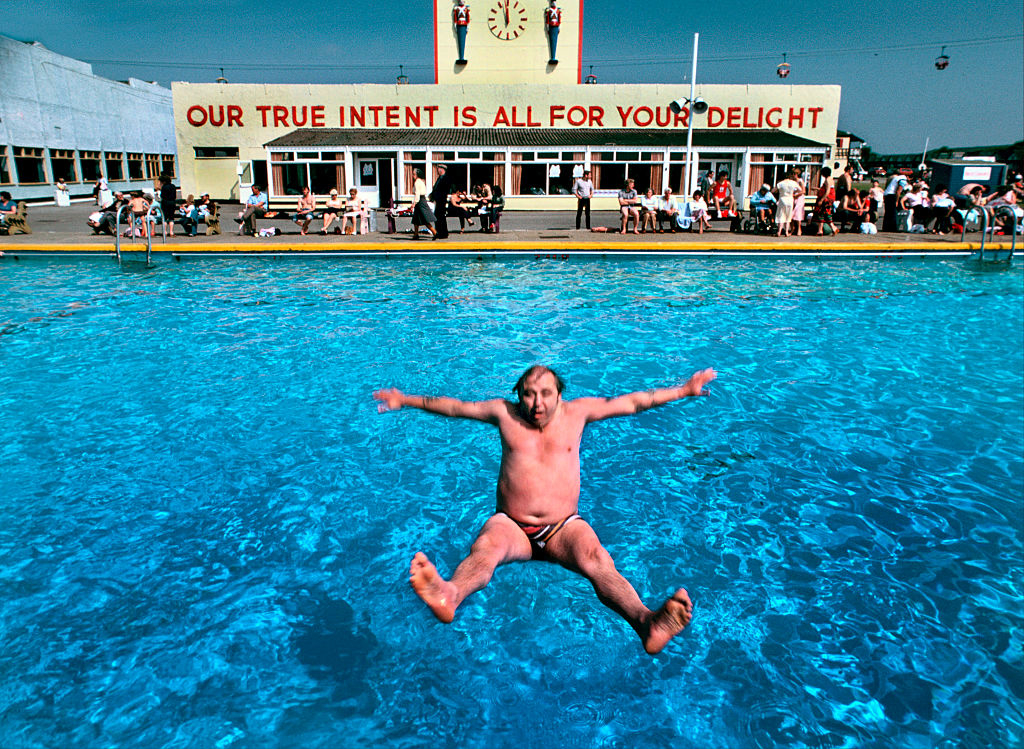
434;0;582;84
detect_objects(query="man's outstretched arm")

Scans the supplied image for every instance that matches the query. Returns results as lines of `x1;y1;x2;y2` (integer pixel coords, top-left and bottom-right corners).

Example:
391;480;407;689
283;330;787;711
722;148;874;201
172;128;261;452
575;368;717;423
373;388;505;423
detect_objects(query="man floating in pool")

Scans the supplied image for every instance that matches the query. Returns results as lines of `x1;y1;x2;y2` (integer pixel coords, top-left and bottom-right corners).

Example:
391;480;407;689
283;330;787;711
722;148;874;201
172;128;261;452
373;364;716;654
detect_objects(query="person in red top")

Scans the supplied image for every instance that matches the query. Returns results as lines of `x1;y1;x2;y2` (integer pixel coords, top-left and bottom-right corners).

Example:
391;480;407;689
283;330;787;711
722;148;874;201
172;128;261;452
711;171;737;215
453;0;470;64
544;0;561;64
814;166;838;236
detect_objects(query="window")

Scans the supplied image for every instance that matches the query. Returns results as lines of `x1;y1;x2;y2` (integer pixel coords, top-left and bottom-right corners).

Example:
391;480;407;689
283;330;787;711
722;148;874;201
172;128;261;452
746;153;822;198
0;147;11;184
403;152;426;195
271;163;305;196
145;154;161;179
127;153;144;179
309;163;345;194
50;149;77;182
14;147;47;183
79;151;102;182
508;151;583;195
357;160;377;187
517;163;547;195
194;146;239;159
586;152;666;193
270;152;294;162
105;152;124;180
161;155;176;177
469;154;505;193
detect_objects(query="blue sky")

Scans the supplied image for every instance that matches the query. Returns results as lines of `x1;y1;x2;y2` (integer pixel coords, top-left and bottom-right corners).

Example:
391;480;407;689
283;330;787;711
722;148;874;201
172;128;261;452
3;0;1021;153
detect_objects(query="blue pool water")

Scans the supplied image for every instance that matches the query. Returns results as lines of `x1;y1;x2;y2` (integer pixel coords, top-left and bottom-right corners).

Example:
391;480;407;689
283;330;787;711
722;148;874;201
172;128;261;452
1;257;1022;749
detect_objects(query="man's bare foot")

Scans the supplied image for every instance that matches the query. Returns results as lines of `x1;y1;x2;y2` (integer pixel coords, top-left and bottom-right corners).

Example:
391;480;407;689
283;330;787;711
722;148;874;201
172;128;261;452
642;588;693;654
409;552;458;623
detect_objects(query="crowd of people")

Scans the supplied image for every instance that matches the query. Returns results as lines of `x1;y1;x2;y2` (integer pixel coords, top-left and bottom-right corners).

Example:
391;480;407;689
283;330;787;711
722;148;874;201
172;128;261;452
75;167;1022;240
718;165;1023;237
86;180;218;238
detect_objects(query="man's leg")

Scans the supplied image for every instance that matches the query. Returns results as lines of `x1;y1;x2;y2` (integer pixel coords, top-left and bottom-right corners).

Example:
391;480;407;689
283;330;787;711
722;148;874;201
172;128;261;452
410;513;532;623
584;198;591;229
544;519;693;654
576;199;583;229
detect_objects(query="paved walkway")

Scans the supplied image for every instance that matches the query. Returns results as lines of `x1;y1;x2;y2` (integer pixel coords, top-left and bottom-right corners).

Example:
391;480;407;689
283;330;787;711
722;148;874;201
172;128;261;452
1;202;1014;257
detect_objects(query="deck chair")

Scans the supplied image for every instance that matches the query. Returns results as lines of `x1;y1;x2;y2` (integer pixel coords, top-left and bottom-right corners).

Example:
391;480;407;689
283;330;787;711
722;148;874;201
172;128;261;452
205;203;221;235
2;202;32;234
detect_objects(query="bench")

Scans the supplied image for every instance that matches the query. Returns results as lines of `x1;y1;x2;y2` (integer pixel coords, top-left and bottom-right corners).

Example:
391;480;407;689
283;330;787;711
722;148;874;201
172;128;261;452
0;202;32;235
235;203;371;236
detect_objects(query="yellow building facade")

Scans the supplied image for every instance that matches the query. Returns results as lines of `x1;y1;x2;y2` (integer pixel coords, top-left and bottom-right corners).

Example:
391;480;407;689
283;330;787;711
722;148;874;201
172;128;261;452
172;2;840;209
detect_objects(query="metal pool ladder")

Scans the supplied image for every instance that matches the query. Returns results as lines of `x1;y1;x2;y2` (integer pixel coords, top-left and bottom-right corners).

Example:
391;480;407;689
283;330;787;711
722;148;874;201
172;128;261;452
962;201;1017;263
114;204;167;264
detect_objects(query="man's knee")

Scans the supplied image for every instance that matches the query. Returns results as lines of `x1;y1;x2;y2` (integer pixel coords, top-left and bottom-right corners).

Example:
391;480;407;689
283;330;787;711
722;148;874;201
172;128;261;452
576;543;615;574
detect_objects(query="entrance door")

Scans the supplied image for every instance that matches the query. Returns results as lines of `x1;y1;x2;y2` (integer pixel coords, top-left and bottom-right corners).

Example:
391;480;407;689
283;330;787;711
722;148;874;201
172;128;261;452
376;158;395;208
352;156;379;208
237;159;268;197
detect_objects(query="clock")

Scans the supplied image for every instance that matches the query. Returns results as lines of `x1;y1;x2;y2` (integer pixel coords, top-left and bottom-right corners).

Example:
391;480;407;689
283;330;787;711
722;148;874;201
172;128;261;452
488;0;528;40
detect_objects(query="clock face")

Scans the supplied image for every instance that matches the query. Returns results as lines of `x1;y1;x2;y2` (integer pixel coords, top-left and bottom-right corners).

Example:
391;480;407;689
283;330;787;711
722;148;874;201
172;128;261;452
488;0;528;40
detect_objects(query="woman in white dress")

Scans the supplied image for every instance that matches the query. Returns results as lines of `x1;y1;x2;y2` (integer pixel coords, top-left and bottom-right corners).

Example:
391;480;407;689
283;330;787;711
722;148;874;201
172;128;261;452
791;167;807;236
775;168;804;237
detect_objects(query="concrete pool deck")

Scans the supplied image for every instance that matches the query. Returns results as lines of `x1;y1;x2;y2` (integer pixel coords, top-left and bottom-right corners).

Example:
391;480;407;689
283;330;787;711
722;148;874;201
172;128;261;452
1;203;1016;258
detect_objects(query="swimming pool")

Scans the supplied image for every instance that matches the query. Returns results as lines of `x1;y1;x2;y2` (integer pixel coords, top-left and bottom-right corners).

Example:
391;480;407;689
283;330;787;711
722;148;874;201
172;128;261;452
1;257;1021;749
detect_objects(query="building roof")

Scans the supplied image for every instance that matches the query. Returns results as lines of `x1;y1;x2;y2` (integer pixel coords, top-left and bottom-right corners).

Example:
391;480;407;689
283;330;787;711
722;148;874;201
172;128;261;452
836;129;866;144
264;128;827;150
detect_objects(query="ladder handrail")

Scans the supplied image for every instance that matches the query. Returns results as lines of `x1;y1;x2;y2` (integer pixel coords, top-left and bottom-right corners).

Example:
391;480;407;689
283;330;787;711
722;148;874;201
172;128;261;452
988;205;1017;260
114;202;160;265
959;196;1016;262
114;204;132;262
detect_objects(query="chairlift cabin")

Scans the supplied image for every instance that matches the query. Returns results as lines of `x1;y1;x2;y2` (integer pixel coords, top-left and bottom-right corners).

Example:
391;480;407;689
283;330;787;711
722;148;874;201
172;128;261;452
774;54;790;78
584;66;597;84
396;65;409;85
934;46;949;70
776;54;790;79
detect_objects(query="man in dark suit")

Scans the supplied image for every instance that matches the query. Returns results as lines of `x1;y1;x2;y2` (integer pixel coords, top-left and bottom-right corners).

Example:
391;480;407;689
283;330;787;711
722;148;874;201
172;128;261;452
430;164;451;239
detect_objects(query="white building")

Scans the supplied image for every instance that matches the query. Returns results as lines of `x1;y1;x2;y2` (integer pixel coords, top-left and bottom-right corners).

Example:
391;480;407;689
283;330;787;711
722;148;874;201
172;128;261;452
0;35;176;202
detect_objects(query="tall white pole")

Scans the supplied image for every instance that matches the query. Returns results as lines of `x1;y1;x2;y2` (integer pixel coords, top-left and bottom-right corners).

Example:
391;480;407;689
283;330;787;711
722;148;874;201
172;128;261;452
685;33;699;196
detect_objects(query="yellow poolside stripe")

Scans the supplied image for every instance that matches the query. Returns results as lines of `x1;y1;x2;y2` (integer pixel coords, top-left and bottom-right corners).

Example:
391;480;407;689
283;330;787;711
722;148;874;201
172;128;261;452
0;241;1014;253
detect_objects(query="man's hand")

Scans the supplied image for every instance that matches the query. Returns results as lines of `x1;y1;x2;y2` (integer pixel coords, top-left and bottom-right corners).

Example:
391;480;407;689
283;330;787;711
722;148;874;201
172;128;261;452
374;388;406;413
682;368;717;397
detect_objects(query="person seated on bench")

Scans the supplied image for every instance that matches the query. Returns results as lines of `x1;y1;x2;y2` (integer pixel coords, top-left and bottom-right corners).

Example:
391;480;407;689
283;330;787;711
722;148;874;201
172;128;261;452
930;186;957;234
87;192;128;235
321;188;344;234
294;186;316;235
689;190;712;234
179;194;200;236
0;191;18;227
449;189;475;232
479;185;504;232
639;188;658;233
837;189;868;233
340;188;365;235
656;188;681;232
711;171;737;215
237;184;268;236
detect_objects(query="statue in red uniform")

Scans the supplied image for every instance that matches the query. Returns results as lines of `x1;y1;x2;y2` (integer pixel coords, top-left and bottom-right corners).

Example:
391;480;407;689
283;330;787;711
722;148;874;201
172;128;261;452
544;0;561;64
453;0;470;64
